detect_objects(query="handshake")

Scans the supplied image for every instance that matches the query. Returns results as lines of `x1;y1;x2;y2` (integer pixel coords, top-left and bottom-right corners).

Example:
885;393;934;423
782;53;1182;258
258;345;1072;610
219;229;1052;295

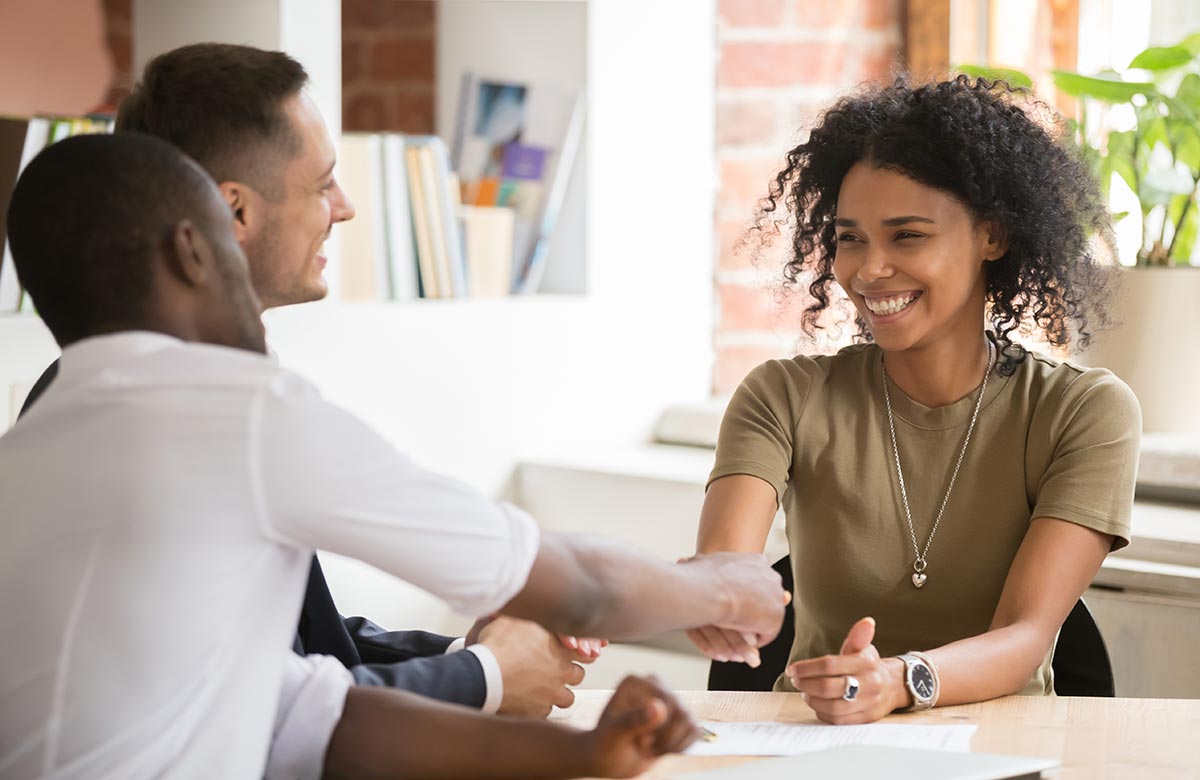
466;548;789;719
676;552;791;669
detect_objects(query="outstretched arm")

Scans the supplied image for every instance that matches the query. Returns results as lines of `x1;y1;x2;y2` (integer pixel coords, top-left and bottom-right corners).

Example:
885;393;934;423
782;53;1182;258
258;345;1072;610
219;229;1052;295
499;530;788;649
259;393;786;654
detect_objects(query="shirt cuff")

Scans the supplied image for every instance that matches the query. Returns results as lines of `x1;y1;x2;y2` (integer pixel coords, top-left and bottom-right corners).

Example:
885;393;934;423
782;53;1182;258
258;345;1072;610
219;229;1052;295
444;636;466;654
464;643;504;714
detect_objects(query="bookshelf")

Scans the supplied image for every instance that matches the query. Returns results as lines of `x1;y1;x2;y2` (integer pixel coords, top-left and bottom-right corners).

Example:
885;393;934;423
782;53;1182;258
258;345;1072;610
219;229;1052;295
435;0;587;296
329;1;587;303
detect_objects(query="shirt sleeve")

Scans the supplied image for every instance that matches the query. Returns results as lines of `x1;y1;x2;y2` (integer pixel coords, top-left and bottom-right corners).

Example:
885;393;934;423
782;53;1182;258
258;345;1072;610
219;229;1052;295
442;638;503;713
264;653;353;780
462;644;504;714
251;375;541;619
708;359;809;503
1031;368;1141;550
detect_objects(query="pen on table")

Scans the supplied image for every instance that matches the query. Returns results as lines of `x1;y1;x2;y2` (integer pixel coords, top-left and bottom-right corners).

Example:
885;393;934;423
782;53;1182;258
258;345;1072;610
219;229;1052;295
697;725;719;742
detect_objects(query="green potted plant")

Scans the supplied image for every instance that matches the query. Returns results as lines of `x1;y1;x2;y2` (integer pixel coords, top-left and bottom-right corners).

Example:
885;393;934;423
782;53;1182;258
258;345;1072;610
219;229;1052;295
960;36;1200;433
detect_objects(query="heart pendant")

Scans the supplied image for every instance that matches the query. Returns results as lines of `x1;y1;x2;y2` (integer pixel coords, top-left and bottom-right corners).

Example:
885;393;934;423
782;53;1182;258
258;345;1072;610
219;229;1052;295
912;572;927;588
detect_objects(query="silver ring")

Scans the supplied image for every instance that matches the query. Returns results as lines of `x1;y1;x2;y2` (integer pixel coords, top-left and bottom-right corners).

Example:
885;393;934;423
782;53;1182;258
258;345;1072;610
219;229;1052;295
842;675;860;702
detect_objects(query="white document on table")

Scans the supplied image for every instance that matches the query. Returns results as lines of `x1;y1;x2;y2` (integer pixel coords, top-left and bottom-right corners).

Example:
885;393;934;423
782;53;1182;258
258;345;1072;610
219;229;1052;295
685;720;978;757
675;746;1058;780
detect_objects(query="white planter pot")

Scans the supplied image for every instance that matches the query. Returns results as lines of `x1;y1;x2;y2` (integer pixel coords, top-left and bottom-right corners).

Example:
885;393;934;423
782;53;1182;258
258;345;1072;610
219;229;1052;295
1077;268;1200;433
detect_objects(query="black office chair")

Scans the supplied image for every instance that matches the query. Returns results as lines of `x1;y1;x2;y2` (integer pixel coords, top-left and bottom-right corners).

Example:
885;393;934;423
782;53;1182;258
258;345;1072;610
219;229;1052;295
1050;598;1115;697
707;555;1115;697
708;555;795;692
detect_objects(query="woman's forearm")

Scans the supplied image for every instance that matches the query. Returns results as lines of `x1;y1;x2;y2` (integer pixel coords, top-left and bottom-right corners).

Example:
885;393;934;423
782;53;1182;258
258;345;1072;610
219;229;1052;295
903;519;1113;708
888;621;1052;708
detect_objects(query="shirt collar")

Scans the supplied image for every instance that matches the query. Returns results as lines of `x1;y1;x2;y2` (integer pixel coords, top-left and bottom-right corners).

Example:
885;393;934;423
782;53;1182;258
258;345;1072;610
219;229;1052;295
54;330;184;392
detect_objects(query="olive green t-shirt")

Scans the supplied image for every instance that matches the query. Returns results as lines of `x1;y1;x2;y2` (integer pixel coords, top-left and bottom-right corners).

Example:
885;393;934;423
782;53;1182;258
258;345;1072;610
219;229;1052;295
709;338;1141;696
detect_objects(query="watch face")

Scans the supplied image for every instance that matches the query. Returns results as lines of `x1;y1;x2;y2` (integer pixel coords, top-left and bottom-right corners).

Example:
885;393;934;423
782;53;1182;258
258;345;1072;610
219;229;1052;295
911;664;935;700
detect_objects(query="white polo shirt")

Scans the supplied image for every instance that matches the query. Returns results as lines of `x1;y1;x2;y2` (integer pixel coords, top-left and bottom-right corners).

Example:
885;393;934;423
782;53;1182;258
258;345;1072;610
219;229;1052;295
0;332;540;779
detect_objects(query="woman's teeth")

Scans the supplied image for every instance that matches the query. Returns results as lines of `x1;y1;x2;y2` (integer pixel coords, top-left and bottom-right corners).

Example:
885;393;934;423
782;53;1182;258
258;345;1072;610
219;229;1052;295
864;293;920;316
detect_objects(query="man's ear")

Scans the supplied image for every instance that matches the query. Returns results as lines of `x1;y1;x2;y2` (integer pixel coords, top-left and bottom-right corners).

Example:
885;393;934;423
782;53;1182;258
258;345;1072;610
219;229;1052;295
982;219;1008;263
166;220;214;288
217;181;253;243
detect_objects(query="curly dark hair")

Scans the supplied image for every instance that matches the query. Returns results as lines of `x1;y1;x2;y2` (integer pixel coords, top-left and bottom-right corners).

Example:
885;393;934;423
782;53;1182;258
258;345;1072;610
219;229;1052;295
754;75;1114;373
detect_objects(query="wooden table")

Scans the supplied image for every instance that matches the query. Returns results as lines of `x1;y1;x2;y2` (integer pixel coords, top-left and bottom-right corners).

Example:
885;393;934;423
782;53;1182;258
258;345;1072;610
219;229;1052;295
555;690;1200;779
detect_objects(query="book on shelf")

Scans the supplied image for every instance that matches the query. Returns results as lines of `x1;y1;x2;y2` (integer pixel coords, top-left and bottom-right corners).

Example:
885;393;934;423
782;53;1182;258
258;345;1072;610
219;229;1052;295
0;114;114;314
452;73;584;294
337;131;518;302
459;205;514;298
404;141;440;298
336;134;390;301
380;135;419;300
413;137;467;298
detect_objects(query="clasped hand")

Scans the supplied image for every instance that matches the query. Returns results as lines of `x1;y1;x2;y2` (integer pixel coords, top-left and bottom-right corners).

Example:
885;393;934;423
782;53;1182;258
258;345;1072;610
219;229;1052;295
786;616;907;724
466;615;608;717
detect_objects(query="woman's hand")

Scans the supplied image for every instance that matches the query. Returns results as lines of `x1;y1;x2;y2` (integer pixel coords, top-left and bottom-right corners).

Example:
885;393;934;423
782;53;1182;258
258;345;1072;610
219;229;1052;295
785;617;908;724
685;626;763;667
560;635;608;660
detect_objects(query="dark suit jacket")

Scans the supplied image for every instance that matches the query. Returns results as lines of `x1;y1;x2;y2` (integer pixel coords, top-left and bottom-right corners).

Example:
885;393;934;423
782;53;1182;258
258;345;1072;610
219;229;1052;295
20;358;487;708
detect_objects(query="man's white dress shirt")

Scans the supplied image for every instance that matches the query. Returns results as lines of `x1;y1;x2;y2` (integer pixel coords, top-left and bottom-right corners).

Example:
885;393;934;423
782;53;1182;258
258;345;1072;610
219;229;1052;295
0;332;539;779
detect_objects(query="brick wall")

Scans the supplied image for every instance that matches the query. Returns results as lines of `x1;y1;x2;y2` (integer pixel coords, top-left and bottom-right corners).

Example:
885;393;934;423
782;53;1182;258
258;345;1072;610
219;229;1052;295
713;0;903;394
341;0;435;133
99;0;435;133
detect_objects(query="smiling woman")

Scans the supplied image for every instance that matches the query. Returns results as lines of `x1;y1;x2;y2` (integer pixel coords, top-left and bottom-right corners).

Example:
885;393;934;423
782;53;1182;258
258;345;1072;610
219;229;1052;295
691;76;1142;725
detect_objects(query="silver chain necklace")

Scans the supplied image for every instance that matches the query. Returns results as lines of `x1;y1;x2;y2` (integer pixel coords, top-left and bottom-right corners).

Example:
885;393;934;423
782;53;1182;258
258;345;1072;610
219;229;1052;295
882;339;994;589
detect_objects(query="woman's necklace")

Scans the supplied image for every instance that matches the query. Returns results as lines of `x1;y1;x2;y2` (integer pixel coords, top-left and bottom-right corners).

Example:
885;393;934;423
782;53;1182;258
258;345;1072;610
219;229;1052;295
882;340;994;589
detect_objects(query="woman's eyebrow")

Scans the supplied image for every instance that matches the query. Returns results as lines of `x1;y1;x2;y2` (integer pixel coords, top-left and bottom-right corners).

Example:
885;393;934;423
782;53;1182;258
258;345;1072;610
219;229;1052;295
834;216;935;227
881;215;935;226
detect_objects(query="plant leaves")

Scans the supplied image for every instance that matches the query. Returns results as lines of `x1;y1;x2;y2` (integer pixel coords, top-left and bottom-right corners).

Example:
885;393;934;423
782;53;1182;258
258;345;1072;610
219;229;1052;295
1176;73;1200;114
1160;94;1200;128
1140;111;1171;154
1168;116;1200;171
1104;130;1138;195
1180;33;1200;57
1141;170;1195;208
1129;46;1194;71
1051;71;1156;102
1170;200;1198;265
1167;191;1189;226
954;64;1034;89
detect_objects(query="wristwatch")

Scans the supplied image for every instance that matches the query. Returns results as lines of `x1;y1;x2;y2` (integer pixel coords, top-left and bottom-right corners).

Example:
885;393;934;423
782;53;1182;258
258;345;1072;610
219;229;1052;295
897;652;939;711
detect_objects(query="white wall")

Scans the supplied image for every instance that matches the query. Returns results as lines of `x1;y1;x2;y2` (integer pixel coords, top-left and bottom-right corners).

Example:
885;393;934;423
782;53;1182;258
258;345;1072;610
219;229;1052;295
271;0;717;629
0;316;56;426
323;0;714;486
